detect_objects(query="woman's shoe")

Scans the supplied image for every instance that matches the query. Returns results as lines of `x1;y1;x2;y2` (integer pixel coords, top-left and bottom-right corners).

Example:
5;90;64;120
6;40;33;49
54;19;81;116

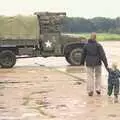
114;95;118;103
96;90;101;95
88;91;93;96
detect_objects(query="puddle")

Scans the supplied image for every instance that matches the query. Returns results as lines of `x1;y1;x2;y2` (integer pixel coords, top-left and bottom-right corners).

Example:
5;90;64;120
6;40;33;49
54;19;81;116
65;66;85;73
53;66;86;83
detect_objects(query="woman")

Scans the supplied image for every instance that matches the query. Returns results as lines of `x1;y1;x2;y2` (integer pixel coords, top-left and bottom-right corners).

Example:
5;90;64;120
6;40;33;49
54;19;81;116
80;33;108;96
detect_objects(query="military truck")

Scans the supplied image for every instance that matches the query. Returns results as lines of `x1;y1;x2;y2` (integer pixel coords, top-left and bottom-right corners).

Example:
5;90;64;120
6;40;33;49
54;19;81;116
0;12;86;68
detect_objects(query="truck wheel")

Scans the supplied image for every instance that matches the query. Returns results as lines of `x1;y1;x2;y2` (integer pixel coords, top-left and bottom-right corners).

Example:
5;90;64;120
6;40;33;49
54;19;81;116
65;48;82;66
0;50;16;68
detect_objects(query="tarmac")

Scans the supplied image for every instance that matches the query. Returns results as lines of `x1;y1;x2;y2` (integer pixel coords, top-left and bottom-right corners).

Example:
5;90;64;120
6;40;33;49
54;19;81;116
0;41;120;120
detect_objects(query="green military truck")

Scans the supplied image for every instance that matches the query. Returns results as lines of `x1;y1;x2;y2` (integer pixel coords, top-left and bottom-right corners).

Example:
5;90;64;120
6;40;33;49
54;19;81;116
0;12;86;68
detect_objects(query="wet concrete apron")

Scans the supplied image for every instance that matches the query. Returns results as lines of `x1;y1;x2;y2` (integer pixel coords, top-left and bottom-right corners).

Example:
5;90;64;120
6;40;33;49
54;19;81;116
0;41;120;120
0;67;85;120
0;67;120;120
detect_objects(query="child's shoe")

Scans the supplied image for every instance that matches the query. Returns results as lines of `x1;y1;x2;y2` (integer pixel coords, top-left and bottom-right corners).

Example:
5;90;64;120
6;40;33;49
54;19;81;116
114;95;118;103
108;96;113;103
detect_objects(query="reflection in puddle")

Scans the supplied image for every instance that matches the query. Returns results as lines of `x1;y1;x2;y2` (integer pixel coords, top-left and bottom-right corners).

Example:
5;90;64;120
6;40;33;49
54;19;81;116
58;66;85;73
56;66;86;83
65;66;85;73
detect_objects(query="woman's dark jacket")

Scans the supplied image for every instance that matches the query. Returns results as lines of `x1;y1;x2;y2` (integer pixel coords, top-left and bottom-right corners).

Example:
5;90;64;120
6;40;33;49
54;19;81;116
80;39;108;68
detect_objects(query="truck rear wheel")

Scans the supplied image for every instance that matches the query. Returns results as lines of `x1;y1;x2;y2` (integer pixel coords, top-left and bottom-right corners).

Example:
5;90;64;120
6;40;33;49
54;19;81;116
0;50;16;68
65;48;82;66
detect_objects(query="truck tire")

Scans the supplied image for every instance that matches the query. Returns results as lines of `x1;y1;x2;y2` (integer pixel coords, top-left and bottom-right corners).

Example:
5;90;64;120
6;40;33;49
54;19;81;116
0;50;16;68
65;48;82;66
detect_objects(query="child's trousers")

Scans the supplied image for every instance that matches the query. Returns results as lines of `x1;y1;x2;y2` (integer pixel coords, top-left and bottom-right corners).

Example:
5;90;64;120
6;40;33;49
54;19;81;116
108;79;119;96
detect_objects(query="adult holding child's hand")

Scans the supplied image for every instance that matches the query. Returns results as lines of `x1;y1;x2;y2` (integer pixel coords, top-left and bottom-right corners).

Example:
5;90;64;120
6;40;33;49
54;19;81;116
80;32;108;96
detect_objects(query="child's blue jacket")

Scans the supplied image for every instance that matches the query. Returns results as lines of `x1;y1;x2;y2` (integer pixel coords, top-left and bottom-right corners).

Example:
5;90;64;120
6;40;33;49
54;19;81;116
108;68;120;85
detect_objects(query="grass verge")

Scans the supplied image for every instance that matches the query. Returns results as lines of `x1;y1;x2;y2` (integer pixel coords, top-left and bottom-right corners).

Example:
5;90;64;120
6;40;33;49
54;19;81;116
66;33;120;41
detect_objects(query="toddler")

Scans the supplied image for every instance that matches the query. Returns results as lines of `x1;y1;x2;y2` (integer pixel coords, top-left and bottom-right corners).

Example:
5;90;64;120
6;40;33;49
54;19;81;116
107;63;120;103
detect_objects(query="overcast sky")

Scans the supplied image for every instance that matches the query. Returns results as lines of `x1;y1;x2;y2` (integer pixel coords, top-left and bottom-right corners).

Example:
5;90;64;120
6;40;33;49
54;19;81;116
0;0;119;18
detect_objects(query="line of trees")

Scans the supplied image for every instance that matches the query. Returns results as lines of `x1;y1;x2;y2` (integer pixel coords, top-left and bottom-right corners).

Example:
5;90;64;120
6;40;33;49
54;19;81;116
62;17;120;33
0;15;120;38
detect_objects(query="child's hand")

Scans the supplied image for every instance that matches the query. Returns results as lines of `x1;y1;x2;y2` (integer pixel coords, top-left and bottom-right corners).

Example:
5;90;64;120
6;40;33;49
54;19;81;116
107;68;113;73
106;67;111;72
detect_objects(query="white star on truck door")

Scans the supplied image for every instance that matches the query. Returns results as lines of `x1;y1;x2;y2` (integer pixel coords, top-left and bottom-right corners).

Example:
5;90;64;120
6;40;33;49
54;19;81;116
45;40;52;48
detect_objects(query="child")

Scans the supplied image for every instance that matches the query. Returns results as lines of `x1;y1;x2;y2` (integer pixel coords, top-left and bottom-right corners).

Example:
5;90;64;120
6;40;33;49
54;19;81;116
107;63;120;103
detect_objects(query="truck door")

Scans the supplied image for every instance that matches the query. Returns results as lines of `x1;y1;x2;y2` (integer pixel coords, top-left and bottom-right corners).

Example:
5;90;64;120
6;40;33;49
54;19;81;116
41;33;60;53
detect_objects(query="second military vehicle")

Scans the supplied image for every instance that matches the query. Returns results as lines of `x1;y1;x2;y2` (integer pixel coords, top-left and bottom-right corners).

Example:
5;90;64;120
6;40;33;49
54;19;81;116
0;12;86;68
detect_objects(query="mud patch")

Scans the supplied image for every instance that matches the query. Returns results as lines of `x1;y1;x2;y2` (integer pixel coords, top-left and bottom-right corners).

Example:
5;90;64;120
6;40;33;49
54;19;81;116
0;106;6;109
56;104;68;110
108;114;117;118
22;90;51;105
22;89;56;118
74;81;82;85
22;96;32;106
35;99;49;108
0;93;4;96
0;81;30;84
32;106;56;118
31;90;51;95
